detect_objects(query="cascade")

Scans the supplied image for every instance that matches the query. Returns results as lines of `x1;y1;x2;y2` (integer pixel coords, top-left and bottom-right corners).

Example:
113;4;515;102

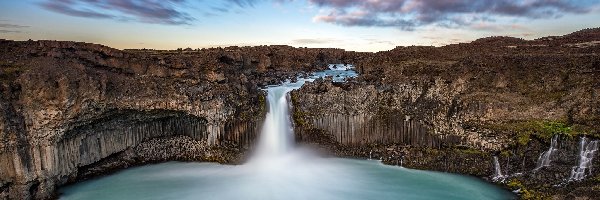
569;137;599;181
492;156;505;182
254;86;295;157
534;135;559;170
251;64;357;161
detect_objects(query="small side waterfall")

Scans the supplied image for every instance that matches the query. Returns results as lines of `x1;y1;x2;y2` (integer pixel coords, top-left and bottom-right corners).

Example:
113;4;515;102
568;137;599;181
534;135;559;170
492;156;505;182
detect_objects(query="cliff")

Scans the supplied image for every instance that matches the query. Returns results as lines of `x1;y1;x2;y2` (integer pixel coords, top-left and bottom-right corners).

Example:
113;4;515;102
291;31;600;198
0;40;357;199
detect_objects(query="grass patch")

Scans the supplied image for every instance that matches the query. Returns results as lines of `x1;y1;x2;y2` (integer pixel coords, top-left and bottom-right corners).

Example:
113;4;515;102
483;120;580;146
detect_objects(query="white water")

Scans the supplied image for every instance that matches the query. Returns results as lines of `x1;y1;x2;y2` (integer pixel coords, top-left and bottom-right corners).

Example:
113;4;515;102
253;64;356;159
535;135;559;171
569;137;599;181
60;65;515;200
253;86;295;157
492;156;505;182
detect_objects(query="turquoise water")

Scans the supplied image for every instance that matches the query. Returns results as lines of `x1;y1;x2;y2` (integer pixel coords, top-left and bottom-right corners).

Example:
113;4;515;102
60;157;515;200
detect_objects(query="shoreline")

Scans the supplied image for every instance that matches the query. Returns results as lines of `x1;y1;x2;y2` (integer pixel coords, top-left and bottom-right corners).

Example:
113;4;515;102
56;152;517;200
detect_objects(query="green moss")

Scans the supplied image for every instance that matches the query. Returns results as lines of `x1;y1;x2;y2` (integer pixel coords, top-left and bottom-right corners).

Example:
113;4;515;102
290;93;308;127
484;120;579;146
572;124;600;138
506;178;523;189
500;150;511;157
258;93;266;111
592;175;600;183
506;179;545;200
513;120;573;140
423;147;440;155
538;121;573;139
516;131;532;146
453;147;485;155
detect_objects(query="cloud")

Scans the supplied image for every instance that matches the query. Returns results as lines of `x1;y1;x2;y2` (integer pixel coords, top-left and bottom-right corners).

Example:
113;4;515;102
0;21;29;34
365;39;394;46
0;30;21;33
39;0;194;25
225;0;259;8
470;23;529;32
0;23;29;28
34;0;598;30
309;0;597;30
292;38;340;44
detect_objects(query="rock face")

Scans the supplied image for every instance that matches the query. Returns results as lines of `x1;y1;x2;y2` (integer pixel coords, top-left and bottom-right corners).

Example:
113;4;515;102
0;40;357;199
1;28;600;199
291;29;600;198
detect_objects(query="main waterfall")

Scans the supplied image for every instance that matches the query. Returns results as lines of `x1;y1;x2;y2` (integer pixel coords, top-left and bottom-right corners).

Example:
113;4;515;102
253;64;358;159
255;86;295;157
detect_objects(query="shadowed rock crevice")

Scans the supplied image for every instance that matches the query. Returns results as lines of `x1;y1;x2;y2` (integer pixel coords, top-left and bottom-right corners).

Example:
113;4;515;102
1;109;261;199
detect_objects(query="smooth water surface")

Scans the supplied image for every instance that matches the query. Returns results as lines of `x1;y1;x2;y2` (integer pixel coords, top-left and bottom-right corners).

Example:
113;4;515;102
60;157;514;200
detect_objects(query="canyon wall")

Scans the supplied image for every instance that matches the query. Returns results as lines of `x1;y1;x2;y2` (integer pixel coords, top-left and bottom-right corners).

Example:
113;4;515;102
292;29;600;198
0;40;358;199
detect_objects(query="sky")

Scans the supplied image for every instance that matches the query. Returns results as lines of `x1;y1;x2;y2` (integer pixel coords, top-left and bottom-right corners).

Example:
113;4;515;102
1;0;600;52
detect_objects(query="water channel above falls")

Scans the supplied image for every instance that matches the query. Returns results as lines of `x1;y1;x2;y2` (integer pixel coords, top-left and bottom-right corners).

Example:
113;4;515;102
60;65;515;200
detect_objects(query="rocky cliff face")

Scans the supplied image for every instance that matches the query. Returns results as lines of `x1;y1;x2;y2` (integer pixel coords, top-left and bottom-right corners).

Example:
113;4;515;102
0;40;357;199
291;29;600;198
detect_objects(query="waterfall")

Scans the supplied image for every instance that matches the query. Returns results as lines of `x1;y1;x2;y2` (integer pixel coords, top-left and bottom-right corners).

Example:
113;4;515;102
534;135;559;171
492;156;505;182
568;137;599;181
254;86;295;157
252;64;358;160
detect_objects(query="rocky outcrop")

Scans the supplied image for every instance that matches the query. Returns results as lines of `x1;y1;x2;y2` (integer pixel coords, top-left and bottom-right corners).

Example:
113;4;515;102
291;29;600;199
0;40;360;199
